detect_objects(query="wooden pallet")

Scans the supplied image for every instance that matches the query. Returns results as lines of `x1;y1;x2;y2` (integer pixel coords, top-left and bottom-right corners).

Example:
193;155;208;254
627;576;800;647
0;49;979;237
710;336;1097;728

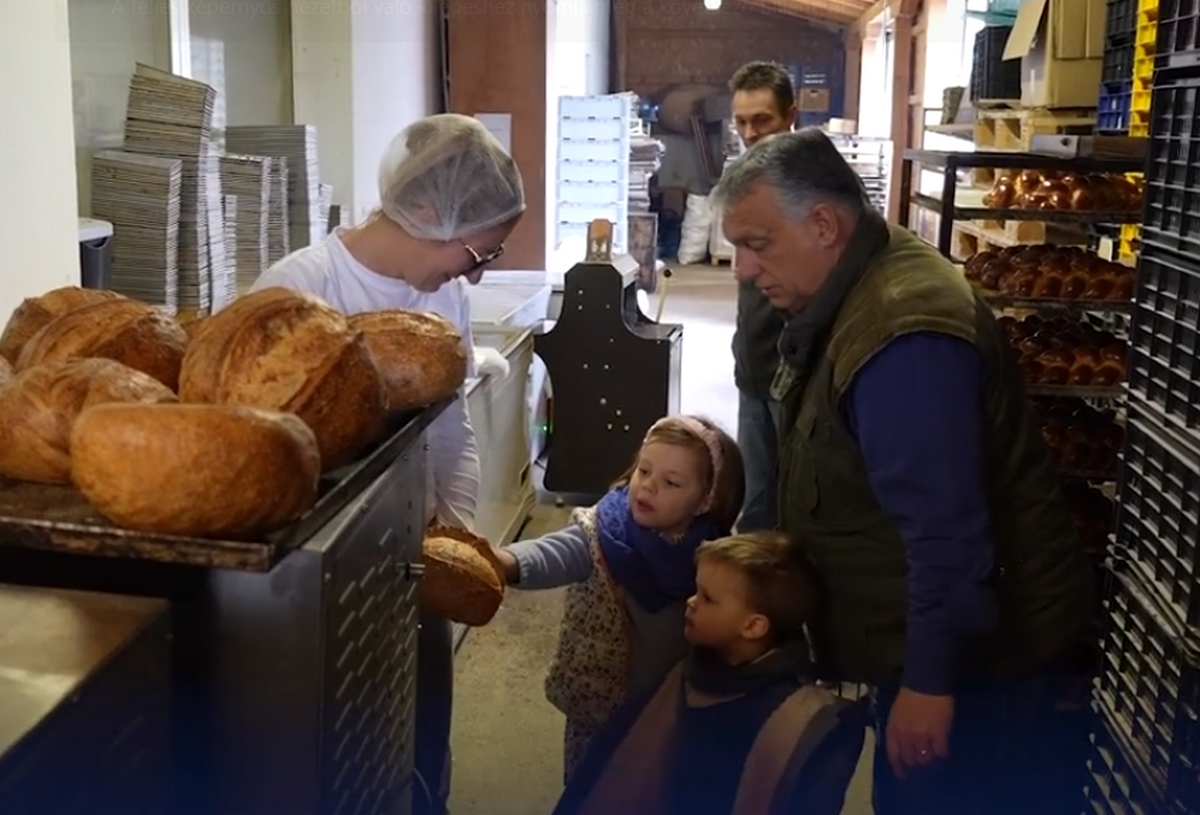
971;107;1098;185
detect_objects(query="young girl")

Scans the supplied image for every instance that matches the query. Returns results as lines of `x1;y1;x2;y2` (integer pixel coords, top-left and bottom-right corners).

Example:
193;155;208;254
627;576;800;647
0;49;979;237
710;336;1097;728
495;414;745;780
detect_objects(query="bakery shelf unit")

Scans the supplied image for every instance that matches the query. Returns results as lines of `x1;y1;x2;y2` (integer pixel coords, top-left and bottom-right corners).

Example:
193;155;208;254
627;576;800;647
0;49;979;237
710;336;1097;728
897;149;1146;258
827;134;891;215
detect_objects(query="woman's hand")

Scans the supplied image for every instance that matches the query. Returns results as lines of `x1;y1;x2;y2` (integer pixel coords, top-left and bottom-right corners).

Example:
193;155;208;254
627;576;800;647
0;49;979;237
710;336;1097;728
494;547;519;584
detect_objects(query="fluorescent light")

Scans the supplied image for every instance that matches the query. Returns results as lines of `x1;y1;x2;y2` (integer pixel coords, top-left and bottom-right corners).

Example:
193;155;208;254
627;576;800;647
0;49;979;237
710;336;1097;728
704;0;722;9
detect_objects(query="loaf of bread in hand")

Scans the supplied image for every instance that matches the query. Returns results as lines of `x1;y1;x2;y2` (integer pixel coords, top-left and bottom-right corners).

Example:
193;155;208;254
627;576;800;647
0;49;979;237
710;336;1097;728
70;402;321;539
179;287;388;470
0;287;126;364
0;358;176;484
421;526;505;626
16;299;188;390
349;309;469;410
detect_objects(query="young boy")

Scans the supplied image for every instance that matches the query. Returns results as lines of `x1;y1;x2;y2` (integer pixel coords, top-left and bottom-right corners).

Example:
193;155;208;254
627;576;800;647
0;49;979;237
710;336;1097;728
552;531;866;815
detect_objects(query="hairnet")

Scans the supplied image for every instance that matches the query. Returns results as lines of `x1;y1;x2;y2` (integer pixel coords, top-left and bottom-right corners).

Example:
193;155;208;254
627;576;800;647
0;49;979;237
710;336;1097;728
378;113;525;242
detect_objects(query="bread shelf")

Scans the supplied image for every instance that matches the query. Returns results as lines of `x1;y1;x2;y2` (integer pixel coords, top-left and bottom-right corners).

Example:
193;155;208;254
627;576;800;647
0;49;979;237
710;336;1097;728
0;403;446;572
1025;383;1127;398
899;149;1146;257
977;290;1136;313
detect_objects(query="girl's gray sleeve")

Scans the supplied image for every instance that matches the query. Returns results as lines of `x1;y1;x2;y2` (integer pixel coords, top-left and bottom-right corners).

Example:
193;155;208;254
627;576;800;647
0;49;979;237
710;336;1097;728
506;523;594;589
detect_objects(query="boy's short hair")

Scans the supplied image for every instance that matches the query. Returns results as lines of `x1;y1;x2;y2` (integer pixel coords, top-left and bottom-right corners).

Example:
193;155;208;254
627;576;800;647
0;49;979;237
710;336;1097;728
696;531;821;644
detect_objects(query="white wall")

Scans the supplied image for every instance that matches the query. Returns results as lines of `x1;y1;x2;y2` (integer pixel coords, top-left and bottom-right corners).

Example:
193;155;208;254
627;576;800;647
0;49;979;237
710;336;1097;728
68;0;171;214
190;1;294;134
292;0;437;226
555;0;610;96
1;0;82;323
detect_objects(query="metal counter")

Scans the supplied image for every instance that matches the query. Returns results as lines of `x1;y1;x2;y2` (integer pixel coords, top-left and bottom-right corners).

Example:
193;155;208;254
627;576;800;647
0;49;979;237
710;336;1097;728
0;405;442;815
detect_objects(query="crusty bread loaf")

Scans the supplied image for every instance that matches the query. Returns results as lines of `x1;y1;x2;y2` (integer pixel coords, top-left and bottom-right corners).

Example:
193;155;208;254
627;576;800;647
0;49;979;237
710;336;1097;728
0;287;125;364
70;402;321;539
421;532;505;626
16;299;188;390
349;310;469;410
178;287;388;470
0;357;10;388
0;358;176;484
182;315;210;343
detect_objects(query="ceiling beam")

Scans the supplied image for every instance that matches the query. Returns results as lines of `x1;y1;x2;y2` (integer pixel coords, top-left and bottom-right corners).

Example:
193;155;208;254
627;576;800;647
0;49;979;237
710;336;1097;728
733;0;866;24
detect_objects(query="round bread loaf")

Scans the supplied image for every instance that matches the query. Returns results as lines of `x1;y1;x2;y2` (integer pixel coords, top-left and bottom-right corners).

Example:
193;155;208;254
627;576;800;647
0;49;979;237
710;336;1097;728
71;402;321;539
348;310;468;411
0;358;176;484
17;299;188;391
421;531;505;626
179;287;388;470
182;315;211;343
0;287;125;364
0;357;11;388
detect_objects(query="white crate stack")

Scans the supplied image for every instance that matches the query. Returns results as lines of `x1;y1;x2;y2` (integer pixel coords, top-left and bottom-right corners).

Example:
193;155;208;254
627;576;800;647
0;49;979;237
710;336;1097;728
555;94;632;254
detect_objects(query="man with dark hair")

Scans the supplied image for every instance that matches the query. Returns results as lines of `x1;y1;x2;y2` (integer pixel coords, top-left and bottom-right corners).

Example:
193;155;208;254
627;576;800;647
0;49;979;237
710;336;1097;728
726;60;796;533
710;129;1096;815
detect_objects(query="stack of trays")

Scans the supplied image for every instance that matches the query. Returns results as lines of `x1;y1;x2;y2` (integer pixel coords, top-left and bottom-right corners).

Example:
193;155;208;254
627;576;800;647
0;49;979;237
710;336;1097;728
319;183;335;238
219;154;271;290
264;156;290;265
89;151;183;309
226;125;322;252
215;195;238;310
122;63;223;318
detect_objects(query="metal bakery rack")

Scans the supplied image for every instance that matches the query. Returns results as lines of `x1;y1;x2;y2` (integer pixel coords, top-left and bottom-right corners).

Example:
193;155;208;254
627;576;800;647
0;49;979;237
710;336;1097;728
0;402;449;815
897;148;1146;258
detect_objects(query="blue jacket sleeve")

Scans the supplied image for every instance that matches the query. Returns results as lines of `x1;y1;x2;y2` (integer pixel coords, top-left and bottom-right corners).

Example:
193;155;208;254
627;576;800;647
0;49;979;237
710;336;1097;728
843;332;999;696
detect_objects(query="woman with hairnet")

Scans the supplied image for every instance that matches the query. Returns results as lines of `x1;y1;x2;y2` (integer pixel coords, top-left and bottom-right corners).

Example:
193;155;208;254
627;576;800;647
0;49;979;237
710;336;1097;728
250;113;525;815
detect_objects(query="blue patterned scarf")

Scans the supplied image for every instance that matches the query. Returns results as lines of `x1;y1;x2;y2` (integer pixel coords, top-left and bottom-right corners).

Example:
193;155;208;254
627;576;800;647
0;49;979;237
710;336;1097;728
596;486;726;614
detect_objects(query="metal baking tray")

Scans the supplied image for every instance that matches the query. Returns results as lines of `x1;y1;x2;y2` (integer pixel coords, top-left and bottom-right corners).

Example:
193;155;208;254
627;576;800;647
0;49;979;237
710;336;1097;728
0;400;449;572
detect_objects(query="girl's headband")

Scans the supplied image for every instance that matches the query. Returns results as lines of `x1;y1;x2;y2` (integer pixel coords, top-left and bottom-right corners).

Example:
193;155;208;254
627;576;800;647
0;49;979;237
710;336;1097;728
645;416;724;496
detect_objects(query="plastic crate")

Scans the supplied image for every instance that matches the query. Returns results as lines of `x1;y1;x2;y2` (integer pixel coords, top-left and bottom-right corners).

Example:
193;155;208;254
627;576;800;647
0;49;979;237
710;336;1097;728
1086;708;1167;815
1158;0;1200;67
1092;565;1200;809
1103;41;1137;83
1142;72;1200;253
970;26;1022;101
1113;406;1200;627
1097;80;1134;131
1127;243;1200;434
1107;0;1140;39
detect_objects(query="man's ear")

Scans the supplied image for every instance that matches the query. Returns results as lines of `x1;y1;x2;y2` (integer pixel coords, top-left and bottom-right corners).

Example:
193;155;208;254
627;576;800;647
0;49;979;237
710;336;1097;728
810;203;843;249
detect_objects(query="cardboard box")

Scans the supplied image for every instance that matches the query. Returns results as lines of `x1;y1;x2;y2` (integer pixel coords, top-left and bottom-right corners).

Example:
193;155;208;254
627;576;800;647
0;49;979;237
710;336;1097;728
1002;0;1106;108
798;88;830;113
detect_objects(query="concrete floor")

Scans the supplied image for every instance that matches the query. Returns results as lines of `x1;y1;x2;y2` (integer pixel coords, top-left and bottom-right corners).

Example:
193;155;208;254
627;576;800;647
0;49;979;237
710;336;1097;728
449;264;875;815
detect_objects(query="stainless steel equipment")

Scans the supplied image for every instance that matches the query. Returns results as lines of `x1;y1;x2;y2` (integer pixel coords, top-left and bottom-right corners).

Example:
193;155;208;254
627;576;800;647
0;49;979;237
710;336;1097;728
0;585;172;815
0;405;444;815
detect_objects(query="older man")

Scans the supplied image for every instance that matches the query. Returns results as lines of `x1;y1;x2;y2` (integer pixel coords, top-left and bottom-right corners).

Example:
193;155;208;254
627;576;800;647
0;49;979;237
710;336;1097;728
711;129;1096;815
727;61;796;532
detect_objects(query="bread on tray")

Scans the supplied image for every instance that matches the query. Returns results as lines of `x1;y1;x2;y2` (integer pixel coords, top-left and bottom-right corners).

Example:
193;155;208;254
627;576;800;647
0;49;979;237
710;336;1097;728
0;358;176;484
16;298;188;390
421;525;505;626
178;287;388;470
70;402;321;539
0;287;126;364
349;309;468;410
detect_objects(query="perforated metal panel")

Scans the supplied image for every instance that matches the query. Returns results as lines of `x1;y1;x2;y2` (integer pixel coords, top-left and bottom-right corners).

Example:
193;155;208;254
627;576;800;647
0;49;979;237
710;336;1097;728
325;546;420;815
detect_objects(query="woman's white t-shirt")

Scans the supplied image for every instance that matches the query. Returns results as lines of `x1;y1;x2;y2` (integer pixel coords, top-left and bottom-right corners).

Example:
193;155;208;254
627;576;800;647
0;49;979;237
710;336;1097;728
248;229;480;529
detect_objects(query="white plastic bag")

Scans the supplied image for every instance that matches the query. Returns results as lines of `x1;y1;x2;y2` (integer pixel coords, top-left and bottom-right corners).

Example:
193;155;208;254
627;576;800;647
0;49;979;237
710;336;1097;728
677;193;713;264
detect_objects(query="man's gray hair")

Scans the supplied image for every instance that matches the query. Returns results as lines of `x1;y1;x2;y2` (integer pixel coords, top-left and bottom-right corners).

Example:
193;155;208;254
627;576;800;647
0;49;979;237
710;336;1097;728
711;128;870;219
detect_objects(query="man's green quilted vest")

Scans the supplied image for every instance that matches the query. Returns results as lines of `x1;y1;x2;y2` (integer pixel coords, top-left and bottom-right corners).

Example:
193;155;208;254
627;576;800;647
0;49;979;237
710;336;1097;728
775;226;1096;685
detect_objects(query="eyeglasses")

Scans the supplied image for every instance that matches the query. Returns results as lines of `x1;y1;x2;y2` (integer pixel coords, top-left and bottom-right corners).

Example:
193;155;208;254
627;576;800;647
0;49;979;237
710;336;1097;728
461;240;504;272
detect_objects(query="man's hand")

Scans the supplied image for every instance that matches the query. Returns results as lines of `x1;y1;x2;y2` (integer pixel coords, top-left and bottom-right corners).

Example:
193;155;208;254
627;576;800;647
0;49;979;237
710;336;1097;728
885;688;955;778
